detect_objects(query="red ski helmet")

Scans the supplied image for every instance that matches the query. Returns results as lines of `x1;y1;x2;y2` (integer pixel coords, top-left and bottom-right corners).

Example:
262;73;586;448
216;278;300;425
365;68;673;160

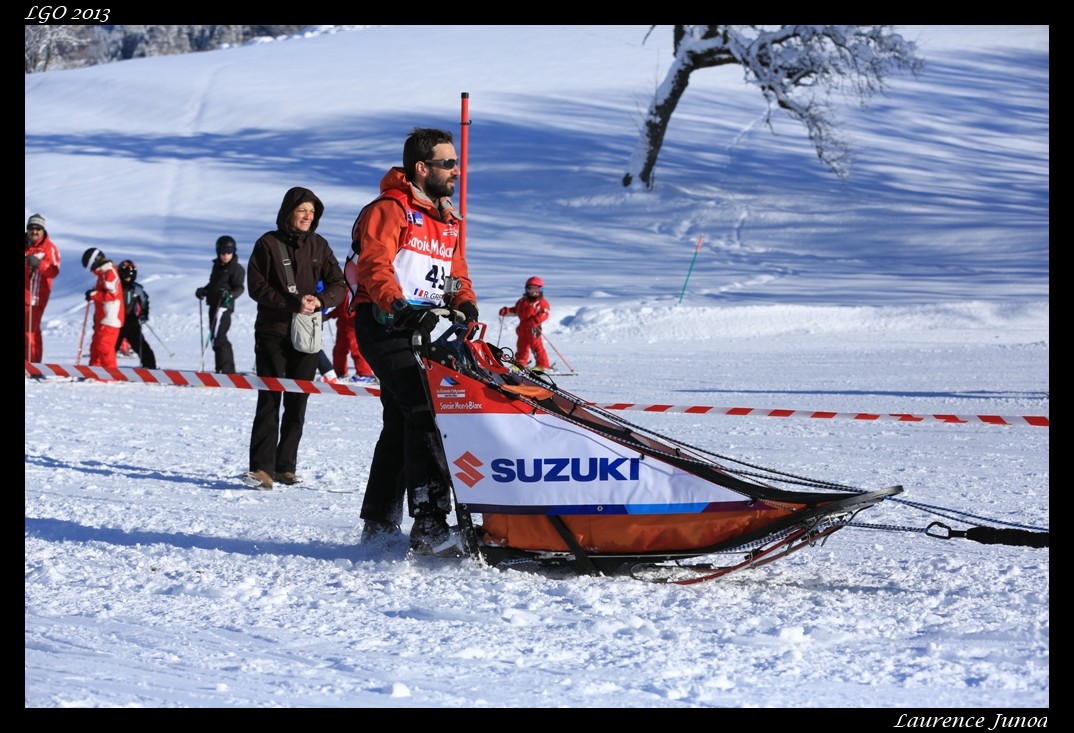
525;276;544;290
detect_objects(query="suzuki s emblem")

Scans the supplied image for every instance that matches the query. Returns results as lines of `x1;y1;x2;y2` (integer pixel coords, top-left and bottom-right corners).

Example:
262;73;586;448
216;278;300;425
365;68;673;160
453;451;484;488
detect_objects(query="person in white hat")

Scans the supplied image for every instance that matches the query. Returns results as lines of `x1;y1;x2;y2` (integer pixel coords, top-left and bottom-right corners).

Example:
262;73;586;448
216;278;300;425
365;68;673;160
24;213;61;362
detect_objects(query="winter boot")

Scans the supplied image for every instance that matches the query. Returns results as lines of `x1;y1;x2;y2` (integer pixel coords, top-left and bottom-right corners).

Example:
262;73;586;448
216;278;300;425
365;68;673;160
409;513;450;556
241;469;274;490
361;518;403;545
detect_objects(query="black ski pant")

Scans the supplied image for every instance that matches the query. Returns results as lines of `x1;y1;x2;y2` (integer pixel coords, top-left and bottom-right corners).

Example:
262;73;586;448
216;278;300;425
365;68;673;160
116;320;157;369
248;331;317;477
210;306;236;374
354;303;452;525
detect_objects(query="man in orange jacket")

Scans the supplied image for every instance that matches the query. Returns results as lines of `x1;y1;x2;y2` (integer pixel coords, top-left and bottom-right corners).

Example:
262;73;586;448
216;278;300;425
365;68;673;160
347;127;479;555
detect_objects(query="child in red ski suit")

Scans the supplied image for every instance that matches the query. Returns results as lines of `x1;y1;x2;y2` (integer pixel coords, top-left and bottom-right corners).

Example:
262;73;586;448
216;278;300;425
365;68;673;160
499;276;551;371
82;247;125;368
325;288;374;380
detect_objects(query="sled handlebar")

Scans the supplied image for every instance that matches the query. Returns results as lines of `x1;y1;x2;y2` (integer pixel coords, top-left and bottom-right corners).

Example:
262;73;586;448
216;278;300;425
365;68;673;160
410;315;507;377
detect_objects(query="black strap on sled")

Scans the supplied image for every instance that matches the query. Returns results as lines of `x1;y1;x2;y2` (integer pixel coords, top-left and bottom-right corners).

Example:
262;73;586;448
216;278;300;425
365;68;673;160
546;516;602;576
926;521;1049;548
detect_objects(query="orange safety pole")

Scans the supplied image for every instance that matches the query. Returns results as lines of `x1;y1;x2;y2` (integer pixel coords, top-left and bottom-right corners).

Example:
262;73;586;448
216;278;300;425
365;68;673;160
459;92;470;253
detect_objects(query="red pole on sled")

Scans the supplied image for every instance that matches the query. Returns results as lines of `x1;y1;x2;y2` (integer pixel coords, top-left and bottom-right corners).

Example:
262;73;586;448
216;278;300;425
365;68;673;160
459;92;470;254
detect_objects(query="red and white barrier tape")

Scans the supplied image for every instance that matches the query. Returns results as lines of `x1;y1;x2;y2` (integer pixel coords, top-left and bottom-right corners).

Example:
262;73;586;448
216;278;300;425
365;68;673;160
593;402;1048;428
25;362;380;398
26;362;1047;428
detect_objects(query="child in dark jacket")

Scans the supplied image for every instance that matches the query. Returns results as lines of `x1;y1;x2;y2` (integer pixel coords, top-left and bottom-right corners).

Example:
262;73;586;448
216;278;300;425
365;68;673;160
195;236;245;373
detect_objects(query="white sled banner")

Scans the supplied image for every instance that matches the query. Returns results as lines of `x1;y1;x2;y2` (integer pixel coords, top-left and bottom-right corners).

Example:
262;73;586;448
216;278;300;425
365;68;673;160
426;362;749;514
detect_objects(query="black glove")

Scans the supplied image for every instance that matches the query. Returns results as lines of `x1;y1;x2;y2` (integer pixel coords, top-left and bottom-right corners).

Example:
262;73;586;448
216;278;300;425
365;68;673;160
26;253;41;270
390;299;439;333
458;301;479;324
84;289;94;302
139;317;148;325
532;327;542;337
195;287;207;300
219;289;233;309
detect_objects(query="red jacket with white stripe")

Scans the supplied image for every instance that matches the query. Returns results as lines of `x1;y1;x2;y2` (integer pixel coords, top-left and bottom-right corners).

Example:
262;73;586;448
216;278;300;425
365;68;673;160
89;261;125;328
24;233;61;309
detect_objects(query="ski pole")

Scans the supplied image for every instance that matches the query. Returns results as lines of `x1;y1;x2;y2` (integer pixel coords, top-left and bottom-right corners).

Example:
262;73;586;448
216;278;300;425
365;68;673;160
199;298;206;371
540;331;575;373
144;321;174;357
677;234;704;305
497;315;504;345
26;270;39;360
75;300;91;365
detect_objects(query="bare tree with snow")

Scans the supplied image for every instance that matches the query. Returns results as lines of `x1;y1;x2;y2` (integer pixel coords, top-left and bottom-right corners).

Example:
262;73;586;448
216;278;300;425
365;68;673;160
623;25;924;189
25;26;90;73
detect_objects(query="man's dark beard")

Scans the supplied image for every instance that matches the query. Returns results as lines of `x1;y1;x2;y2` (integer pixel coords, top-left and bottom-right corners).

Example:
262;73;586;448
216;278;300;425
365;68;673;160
423;170;456;200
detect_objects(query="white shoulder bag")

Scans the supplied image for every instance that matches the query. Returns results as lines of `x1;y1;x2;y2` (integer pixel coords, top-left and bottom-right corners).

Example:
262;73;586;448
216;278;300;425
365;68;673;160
275;238;322;354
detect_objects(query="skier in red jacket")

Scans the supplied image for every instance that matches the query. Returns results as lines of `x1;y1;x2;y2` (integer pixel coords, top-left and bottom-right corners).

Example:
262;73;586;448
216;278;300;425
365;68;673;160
325;288;374;381
24;213;61;362
82;247;125;368
499;276;551;372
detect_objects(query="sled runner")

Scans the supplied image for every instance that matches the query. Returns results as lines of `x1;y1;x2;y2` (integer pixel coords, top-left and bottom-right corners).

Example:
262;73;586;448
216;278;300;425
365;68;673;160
416;320;903;583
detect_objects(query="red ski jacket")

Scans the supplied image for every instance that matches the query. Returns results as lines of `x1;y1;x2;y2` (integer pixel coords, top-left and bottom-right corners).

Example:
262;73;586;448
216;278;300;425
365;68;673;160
88;261;125;329
25;233;60;310
506;295;550;332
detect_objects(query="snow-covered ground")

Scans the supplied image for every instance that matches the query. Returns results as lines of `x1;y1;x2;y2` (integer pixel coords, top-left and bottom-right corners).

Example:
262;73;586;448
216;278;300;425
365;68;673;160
25;26;1048;709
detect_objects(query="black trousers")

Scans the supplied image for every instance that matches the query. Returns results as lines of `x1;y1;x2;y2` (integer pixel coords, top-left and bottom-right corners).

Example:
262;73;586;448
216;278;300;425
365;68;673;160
354;303;452;523
248;331;317;476
210;306;236;374
116;320;157;369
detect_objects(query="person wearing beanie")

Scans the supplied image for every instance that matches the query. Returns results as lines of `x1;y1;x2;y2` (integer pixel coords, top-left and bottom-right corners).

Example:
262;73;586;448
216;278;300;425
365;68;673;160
195;235;245;374
82;247;124;368
242;187;345;491
24;213;61;363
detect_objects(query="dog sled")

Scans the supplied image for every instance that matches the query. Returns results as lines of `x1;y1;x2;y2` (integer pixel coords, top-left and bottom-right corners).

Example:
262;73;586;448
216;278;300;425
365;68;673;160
417;319;903;584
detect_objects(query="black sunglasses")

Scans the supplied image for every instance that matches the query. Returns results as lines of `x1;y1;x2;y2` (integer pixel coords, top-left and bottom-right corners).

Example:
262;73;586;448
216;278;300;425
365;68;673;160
424;158;458;170
28;226;43;232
